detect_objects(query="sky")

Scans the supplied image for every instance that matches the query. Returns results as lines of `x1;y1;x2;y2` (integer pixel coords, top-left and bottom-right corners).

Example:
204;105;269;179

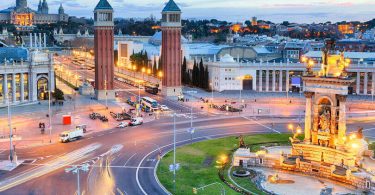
2;0;374;23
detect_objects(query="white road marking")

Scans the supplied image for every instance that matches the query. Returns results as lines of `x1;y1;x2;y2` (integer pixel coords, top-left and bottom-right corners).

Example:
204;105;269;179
242;116;281;134
123;153;137;167
0;150;5;154
363;127;375;132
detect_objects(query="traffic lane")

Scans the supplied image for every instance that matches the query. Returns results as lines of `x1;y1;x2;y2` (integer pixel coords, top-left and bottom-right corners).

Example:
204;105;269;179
136;121;286;195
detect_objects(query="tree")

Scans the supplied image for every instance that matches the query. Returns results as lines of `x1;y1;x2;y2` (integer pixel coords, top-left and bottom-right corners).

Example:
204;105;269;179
199;58;205;88
181;57;187;85
192;59;198;86
53;88;64;101
204;66;209;90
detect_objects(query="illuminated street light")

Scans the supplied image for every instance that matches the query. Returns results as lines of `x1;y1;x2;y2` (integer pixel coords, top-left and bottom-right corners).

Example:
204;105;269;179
65;164;90;195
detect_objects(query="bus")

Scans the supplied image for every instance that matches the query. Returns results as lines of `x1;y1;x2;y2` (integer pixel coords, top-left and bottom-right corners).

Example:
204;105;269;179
145;85;159;95
140;97;159;111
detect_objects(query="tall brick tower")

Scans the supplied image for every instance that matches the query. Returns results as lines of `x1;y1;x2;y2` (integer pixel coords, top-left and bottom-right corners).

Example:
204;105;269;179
94;0;115;100
161;0;182;96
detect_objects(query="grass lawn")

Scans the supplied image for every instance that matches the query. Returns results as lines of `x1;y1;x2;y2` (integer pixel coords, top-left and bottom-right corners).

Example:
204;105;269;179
156;133;292;195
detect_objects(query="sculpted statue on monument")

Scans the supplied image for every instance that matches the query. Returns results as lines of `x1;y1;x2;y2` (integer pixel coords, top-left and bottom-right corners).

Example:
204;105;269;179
318;109;331;147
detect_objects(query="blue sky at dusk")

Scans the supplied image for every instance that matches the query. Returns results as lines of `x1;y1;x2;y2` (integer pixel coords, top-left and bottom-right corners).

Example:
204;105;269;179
1;0;374;23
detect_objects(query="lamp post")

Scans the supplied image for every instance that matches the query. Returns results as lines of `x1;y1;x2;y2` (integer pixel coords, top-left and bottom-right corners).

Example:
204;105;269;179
288;123;302;140
132;65;137;79
172;113;177;193
65;164;90;195
48;89;54;143
6;93;14;163
142;67;146;81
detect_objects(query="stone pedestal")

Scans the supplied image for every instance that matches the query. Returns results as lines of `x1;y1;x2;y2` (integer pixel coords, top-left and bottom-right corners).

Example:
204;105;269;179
96;90;116;100
162;86;182;97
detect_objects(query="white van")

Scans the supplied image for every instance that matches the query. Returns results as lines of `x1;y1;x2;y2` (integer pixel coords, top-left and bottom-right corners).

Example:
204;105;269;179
60;129;84;143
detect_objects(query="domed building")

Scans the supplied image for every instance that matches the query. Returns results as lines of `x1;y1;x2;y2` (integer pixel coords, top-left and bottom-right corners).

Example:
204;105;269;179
0;0;69;30
149;31;188;46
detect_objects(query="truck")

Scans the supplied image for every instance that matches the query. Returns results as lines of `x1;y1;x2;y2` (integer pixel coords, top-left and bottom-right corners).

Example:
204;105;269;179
59;129;84;143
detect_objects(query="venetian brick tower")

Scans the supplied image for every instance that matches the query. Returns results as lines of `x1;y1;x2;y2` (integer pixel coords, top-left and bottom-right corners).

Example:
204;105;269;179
161;0;182;96
94;0;115;100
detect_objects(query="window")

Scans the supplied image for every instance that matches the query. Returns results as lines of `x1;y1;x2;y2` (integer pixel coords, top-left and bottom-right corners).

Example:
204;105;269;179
169;14;180;22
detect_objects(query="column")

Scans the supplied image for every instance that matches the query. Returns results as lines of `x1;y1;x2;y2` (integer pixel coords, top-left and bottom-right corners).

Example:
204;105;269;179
272;69;276;92
20;73;24;102
286;69;290;92
312;104;319;145
279;70;283;92
34;33;37;48
364;72;368;95
337;95;347;145
3;73;7;103
12;74;16;102
259;69;263;92
265;69;269;92
43;33;47;48
29;33;33;48
304;92;314;143
39;33;42;48
372;72;375;97
330;105;337;148
356;71;360;94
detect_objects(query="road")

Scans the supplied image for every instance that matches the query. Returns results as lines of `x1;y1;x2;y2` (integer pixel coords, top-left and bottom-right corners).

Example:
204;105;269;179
1;111;374;195
0;56;373;195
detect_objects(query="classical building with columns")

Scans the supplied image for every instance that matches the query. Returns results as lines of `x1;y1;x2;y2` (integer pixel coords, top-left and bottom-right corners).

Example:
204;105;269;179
207;53;375;96
0;47;54;107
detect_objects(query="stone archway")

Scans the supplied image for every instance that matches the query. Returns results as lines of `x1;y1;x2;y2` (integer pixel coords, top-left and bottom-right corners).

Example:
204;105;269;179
242;75;253;90
316;96;333;147
37;76;49;100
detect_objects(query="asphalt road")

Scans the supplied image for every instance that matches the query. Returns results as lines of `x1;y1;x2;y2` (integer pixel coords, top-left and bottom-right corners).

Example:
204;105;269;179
0;57;373;195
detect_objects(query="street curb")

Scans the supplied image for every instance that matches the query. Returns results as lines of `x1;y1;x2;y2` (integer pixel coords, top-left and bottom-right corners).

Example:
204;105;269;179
154;154;172;195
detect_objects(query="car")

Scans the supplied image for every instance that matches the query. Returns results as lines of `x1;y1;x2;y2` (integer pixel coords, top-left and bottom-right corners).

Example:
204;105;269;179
117;122;128;128
129;117;143;126
160;105;170;111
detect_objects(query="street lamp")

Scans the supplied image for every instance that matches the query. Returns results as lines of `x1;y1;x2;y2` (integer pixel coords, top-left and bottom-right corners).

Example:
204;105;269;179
48;90;55;143
65;164;90;195
141;67;146;80
288;123;302;140
133;65;138;79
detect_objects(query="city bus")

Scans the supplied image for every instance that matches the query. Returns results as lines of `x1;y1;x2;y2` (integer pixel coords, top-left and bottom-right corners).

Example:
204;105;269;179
140;97;159;112
145;85;159;95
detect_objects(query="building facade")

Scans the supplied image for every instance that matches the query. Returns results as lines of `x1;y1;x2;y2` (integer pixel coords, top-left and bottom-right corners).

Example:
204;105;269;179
0;0;68;28
161;0;183;96
207;53;375;96
94;0;115;100
0;48;55;107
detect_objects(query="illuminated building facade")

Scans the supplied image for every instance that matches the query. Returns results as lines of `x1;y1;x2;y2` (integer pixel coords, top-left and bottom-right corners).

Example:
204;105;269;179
0;47;55;107
0;0;68;28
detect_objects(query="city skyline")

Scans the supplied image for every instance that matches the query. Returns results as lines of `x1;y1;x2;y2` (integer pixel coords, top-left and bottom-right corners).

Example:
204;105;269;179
0;0;374;23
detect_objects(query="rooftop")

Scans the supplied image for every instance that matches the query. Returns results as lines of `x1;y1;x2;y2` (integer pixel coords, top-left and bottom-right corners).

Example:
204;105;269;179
94;0;113;10
162;0;181;12
0;47;28;63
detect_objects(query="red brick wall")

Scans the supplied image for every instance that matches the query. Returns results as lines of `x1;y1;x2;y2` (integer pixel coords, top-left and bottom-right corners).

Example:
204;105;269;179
94;26;114;91
161;27;182;87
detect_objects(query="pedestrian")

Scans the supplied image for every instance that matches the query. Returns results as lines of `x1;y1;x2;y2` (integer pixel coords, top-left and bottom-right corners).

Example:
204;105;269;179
39;122;42;128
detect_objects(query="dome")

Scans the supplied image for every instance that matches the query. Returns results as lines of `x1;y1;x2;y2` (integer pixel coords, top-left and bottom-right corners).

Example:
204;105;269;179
220;54;235;63
149;31;188;46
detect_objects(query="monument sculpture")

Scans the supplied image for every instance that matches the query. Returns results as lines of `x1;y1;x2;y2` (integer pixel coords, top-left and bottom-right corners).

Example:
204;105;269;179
236;39;375;192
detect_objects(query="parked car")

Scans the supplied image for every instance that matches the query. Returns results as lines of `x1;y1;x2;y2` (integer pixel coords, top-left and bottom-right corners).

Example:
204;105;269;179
160;105;170;111
117;122;128;128
129;117;143;126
